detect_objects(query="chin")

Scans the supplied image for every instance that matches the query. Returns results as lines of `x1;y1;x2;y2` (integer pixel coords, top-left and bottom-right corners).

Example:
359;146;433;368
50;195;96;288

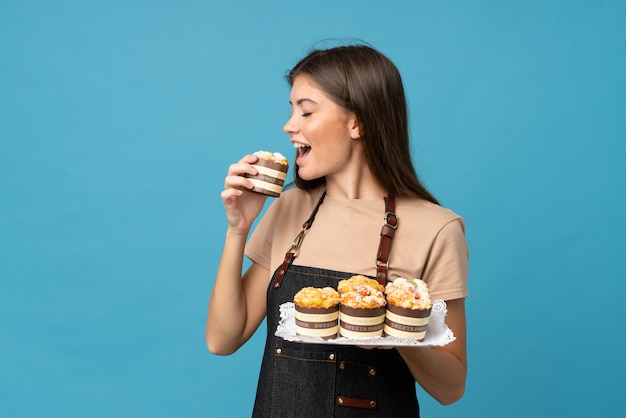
296;169;317;181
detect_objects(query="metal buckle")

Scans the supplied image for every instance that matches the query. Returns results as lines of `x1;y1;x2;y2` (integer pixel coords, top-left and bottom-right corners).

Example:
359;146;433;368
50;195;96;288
384;212;398;229
288;229;306;257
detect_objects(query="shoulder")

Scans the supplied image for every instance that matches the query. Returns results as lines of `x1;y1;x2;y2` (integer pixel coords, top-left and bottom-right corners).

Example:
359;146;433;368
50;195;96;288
395;198;466;239
277;185;322;204
397;198;464;226
268;186;325;216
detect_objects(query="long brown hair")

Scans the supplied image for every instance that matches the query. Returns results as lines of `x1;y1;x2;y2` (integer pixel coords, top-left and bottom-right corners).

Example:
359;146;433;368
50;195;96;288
286;44;439;204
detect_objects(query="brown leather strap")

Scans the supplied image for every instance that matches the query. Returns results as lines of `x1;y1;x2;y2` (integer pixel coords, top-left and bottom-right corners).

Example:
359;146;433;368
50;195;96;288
336;396;378;409
375;196;398;285
274;192;396;288
272;191;326;288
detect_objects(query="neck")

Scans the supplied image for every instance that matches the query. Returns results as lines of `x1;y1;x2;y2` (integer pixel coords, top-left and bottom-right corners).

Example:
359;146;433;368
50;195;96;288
318;143;388;199
324;172;387;200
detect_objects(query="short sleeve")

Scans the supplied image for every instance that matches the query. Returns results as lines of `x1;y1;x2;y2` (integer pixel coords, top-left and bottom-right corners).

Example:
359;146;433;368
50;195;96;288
245;203;277;272
422;218;469;301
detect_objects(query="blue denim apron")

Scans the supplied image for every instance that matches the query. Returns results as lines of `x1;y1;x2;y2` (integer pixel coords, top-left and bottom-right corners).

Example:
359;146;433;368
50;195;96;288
251;194;420;417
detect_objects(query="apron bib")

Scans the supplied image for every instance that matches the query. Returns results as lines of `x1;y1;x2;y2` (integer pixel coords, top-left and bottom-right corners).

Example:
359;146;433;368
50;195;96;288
251;193;420;417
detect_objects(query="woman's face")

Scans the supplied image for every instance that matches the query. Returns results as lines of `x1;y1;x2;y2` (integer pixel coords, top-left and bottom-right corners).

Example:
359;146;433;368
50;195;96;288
284;75;361;182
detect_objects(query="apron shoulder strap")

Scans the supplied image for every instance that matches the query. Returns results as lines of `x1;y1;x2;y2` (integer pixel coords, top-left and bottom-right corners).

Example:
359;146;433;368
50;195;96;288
272;190;326;288
273;191;397;288
376;196;398;285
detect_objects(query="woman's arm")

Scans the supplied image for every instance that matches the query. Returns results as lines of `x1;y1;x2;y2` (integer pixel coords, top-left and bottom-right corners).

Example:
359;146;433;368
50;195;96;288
396;298;467;405
205;240;270;355
205;154;272;355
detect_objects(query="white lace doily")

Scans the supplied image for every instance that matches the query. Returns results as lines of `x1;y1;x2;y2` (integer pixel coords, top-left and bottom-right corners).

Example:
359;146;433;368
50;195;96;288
275;300;455;347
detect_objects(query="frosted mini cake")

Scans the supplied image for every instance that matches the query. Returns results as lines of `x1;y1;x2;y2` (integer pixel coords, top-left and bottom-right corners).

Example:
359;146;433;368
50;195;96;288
245;151;289;197
383;278;432;341
293;287;340;340
337;275;386;339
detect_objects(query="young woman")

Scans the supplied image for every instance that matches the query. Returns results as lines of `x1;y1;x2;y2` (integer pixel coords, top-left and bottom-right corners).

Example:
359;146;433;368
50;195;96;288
206;44;469;417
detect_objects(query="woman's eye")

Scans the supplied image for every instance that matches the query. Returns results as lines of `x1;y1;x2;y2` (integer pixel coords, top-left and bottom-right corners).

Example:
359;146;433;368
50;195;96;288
302;112;312;117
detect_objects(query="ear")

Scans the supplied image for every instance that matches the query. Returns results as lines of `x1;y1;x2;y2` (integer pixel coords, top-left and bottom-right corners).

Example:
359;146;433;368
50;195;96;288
348;114;362;139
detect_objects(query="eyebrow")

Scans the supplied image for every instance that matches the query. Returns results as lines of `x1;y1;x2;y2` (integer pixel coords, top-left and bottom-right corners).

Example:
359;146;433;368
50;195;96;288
289;98;318;105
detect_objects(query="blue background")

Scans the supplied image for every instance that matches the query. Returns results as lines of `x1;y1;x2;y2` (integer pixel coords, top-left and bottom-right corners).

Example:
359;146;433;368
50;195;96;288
1;1;625;417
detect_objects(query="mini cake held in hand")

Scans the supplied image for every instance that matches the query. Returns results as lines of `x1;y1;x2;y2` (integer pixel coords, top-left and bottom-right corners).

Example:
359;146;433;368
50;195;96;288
384;278;432;341
337;275;387;339
245;151;289;197
294;287;340;340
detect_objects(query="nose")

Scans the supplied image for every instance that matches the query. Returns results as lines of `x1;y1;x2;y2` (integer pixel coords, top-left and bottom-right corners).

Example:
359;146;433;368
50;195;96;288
283;114;297;134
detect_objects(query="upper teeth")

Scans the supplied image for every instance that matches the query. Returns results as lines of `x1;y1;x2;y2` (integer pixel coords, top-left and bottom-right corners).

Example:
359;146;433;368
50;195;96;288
293;143;309;148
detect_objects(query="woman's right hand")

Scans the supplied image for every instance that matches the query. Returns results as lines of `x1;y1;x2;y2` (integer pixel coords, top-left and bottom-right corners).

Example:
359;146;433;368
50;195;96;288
221;154;268;235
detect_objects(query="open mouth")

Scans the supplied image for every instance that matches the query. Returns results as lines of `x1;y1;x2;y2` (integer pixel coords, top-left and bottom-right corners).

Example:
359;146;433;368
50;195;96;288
294;143;311;158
